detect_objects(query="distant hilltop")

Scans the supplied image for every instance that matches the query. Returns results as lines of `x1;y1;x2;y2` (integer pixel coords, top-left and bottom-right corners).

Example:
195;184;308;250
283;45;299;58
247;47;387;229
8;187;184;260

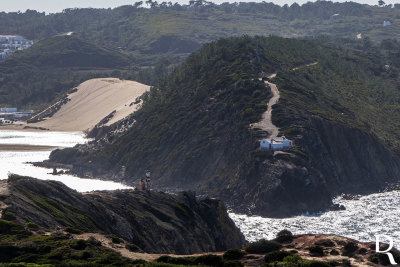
0;35;34;60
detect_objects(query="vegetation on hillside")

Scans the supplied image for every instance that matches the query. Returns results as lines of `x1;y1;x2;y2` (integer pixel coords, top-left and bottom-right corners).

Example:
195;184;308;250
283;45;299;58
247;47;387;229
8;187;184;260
1;1;399;107
87;36;320;184
0;35;135;107
6;35;130;68
0;1;399;60
0;219;135;266
51;35;400;216
3;174;245;254
0;219;358;266
273;37;400;153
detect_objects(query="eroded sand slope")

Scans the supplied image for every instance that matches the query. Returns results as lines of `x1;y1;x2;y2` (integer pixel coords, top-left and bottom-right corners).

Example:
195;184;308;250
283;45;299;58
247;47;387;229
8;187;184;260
30;78;150;131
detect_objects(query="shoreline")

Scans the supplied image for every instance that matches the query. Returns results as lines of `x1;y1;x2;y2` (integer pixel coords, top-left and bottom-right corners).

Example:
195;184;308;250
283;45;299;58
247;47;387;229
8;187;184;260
0;124;84;133
0;144;58;151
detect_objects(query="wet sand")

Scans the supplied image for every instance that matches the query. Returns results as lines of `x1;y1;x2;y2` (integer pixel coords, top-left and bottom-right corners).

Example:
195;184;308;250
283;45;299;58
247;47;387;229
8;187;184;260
0;144;57;151
0;125;48;132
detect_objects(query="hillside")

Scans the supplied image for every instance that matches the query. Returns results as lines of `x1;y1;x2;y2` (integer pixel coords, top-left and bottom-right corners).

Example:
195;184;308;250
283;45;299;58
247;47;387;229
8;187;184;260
0;175;245;255
1;2;399;108
0;2;399;62
0;35;133;107
1;178;399;266
49;36;400;217
27;78;150;131
5;35;130;68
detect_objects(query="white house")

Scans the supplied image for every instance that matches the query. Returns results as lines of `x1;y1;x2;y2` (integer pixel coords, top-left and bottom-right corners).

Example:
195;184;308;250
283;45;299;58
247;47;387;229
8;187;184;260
1;107;17;113
260;136;293;151
383;21;391;26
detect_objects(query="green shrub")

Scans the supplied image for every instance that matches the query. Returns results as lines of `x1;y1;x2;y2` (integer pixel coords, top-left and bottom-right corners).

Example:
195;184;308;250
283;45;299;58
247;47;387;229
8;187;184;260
307;262;332;267
223;260;243;267
275;229;293;243
370;250;400;265
2;209;16;221
65;227;83;234
340;259;351;267
282;255;303;263
126;243;141;252
245;239;282;254
87;236;101;246
280;255;330;266
157;255;172;263
308;246;324;256
223;248;246;260
70;239;87;250
0;244;21;261
156;255;195;265
194;254;223;266
72;250;92;260
315;239;335;247
264;250;291;263
25;221;39;231
133;259;147;264
341;241;358;256
330;249;339;255
107;234;123;244
0;219;28;235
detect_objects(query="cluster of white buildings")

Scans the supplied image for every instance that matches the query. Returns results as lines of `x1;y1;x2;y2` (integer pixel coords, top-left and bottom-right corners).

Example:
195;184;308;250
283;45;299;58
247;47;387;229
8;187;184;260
260;136;293;151
0;35;34;60
0;107;34;123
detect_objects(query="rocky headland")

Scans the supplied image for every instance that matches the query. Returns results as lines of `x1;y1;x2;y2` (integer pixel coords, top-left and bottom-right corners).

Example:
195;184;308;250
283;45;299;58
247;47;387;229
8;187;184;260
0;175;245;254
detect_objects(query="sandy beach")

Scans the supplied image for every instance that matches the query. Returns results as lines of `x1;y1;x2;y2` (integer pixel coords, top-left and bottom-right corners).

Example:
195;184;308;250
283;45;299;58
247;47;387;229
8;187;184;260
22;78;150;132
0;144;57;151
0;125;46;131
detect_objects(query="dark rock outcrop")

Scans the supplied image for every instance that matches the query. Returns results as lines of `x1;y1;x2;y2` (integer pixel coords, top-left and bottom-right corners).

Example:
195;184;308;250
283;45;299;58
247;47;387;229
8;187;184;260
0;175;246;254
302;116;400;194
227;115;400;217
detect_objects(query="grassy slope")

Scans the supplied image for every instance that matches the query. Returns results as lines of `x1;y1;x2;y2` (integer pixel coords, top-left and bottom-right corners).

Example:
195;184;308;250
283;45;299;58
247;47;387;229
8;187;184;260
0;2;399;107
6;35;130;68
0;219;135;266
0;36;132;107
0;219;345;267
0;2;400;61
78;36;320;183
273;39;400;153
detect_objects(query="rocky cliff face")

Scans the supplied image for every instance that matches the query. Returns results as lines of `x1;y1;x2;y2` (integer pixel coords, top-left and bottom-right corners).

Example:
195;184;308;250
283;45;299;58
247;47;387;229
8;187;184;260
227;115;400;217
302;116;400;194
0;175;246;254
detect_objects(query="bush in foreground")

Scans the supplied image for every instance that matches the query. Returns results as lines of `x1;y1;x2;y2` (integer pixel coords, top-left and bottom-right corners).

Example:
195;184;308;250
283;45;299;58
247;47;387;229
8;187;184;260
274;229;293;243
264;250;291;263
223;248;246;260
156;254;242;266
245;239;282;254
308;246;324;257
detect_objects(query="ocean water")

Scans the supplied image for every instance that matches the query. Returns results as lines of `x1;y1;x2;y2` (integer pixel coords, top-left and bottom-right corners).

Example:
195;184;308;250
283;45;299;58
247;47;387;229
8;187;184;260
1;131;398;247
230;190;400;248
0;130;87;147
0;130;132;192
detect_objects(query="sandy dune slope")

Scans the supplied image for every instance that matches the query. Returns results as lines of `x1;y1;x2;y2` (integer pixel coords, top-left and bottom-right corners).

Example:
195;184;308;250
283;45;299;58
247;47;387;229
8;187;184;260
29;78;150;131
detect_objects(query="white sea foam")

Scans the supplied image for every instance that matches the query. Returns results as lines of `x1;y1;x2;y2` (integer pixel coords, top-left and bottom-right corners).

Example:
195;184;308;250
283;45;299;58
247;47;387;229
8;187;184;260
229;190;400;248
0;130;132;192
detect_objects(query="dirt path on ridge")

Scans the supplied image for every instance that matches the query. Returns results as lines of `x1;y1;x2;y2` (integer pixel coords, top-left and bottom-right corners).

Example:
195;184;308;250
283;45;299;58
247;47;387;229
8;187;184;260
250;62;318;139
